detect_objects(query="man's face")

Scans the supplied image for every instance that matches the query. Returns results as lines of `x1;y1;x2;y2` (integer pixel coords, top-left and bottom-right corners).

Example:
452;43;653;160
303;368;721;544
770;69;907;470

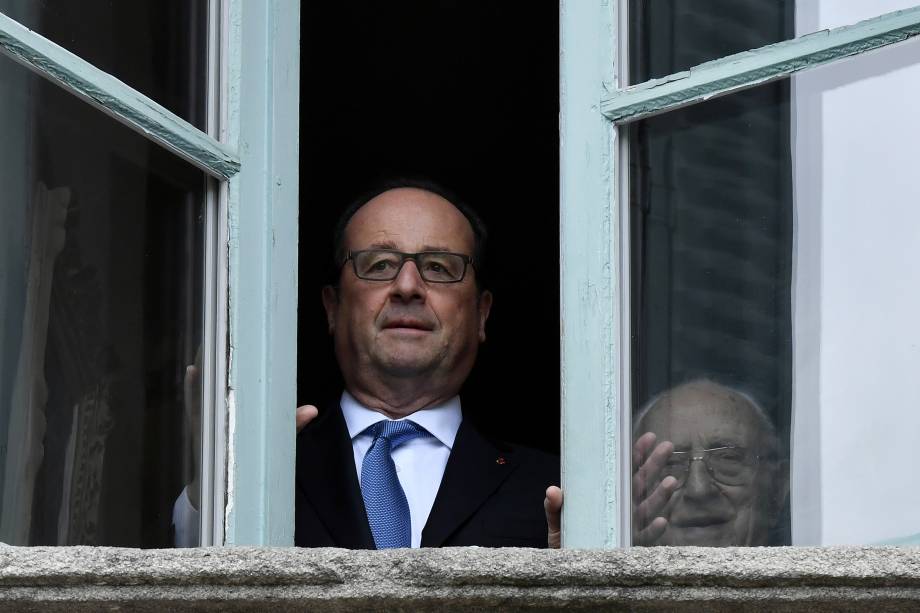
637;386;776;546
323;188;491;401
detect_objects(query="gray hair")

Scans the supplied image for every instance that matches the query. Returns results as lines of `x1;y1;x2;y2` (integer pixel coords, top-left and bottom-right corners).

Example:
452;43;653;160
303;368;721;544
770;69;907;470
634;379;780;460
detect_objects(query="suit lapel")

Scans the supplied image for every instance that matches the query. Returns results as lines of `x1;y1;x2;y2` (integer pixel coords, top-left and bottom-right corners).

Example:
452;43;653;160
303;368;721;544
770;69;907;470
421;420;518;547
297;403;375;549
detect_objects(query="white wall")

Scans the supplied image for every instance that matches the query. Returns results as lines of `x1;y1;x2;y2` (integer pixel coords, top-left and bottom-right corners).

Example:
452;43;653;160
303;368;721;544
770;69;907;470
792;1;920;545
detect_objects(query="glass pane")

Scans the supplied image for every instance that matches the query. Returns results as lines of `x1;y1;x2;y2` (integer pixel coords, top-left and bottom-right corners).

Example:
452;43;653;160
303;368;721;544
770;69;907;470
629;36;920;546
0;51;205;547
0;0;208;129
629;0;795;82
628;1;913;86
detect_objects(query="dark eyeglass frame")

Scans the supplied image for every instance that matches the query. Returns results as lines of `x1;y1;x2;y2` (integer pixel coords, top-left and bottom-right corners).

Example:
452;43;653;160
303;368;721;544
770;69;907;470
344;249;474;283
663;445;761;488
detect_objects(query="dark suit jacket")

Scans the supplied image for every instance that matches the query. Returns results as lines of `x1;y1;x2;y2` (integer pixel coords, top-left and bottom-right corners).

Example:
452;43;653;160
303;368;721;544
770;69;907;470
295;401;559;548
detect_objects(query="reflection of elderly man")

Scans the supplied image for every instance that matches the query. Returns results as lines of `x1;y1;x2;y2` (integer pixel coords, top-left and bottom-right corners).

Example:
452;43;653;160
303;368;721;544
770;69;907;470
632;380;788;546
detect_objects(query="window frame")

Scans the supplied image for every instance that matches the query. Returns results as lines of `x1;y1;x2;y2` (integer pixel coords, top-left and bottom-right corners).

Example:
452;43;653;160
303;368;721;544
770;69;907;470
5;0;915;551
0;0;300;546
558;0;621;548
222;0;300;546
560;2;920;548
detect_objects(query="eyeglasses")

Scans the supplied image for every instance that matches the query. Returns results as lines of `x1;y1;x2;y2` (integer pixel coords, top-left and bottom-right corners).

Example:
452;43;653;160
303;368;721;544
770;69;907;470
662;445;760;488
345;249;473;283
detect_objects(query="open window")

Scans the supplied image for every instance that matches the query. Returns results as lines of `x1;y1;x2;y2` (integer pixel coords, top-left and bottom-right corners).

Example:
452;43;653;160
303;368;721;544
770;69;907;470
299;1;561;454
0;0;300;546
563;0;920;547
5;0;917;552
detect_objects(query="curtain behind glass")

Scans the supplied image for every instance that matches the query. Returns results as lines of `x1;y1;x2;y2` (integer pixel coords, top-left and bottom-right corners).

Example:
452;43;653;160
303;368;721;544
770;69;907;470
0;53;205;548
628;0;795;546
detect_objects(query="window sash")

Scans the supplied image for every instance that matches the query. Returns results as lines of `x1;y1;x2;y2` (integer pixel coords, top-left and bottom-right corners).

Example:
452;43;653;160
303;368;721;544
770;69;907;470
0;10;239;179
601;5;920;125
222;0;300;546
559;0;622;548
562;2;920;548
0;0;300;546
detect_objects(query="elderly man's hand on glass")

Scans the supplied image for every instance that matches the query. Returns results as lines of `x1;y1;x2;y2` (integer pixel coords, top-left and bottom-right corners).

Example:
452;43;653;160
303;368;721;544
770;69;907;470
632;432;678;546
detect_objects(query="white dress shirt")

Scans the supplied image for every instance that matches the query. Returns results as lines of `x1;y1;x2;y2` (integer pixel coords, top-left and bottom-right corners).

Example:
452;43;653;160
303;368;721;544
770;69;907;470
340;390;462;548
171;485;199;548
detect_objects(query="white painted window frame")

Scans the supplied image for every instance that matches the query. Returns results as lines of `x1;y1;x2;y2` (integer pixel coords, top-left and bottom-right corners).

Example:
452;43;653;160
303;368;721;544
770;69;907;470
560;2;920;548
5;0;915;551
0;0;300;546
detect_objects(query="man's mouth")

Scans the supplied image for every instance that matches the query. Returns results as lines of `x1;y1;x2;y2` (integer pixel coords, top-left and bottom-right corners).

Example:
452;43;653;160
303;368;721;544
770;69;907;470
382;318;434;331
670;515;731;528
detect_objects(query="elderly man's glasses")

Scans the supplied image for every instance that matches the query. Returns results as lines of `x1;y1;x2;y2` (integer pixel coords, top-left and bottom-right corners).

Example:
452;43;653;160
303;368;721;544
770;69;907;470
662;446;759;487
345;249;473;283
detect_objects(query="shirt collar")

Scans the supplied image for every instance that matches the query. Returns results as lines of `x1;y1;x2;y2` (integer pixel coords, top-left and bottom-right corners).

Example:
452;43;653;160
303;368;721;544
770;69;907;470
340;390;462;450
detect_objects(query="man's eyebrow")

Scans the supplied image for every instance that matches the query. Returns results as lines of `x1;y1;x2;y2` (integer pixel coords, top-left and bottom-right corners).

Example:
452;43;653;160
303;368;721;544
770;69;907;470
364;242;456;253
707;439;744;449
366;241;400;250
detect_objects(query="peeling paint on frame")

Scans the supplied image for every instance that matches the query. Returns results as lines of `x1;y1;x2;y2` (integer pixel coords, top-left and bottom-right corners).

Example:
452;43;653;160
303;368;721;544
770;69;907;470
560;0;620;548
223;0;299;546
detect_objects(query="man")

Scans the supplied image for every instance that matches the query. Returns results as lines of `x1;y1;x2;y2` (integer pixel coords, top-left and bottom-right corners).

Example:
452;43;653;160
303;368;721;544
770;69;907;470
295;180;562;549
172;349;202;547
631;379;788;546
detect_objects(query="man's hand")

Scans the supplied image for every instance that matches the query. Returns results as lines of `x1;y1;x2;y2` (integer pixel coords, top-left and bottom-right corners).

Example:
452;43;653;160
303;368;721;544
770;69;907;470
183;358;202;510
632;432;677;545
544;485;563;549
296;405;318;433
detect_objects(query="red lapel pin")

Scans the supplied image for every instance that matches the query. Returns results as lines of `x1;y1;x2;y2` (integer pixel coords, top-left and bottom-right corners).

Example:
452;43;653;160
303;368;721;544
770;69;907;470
496;456;506;465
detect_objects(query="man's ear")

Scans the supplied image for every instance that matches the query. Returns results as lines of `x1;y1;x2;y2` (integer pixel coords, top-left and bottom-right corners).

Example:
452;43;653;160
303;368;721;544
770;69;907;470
772;459;791;516
477;290;493;343
321;285;338;335
760;458;790;536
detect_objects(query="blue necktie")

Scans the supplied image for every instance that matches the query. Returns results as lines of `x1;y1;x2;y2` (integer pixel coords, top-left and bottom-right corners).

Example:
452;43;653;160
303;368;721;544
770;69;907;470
360;420;431;549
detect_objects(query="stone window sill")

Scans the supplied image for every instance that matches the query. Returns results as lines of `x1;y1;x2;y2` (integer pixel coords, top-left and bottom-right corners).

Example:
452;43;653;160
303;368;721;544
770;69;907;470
1;546;919;611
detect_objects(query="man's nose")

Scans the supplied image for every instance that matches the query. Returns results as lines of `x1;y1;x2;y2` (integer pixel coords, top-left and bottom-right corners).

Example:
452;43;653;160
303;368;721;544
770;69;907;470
681;458;720;499
389;259;427;302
